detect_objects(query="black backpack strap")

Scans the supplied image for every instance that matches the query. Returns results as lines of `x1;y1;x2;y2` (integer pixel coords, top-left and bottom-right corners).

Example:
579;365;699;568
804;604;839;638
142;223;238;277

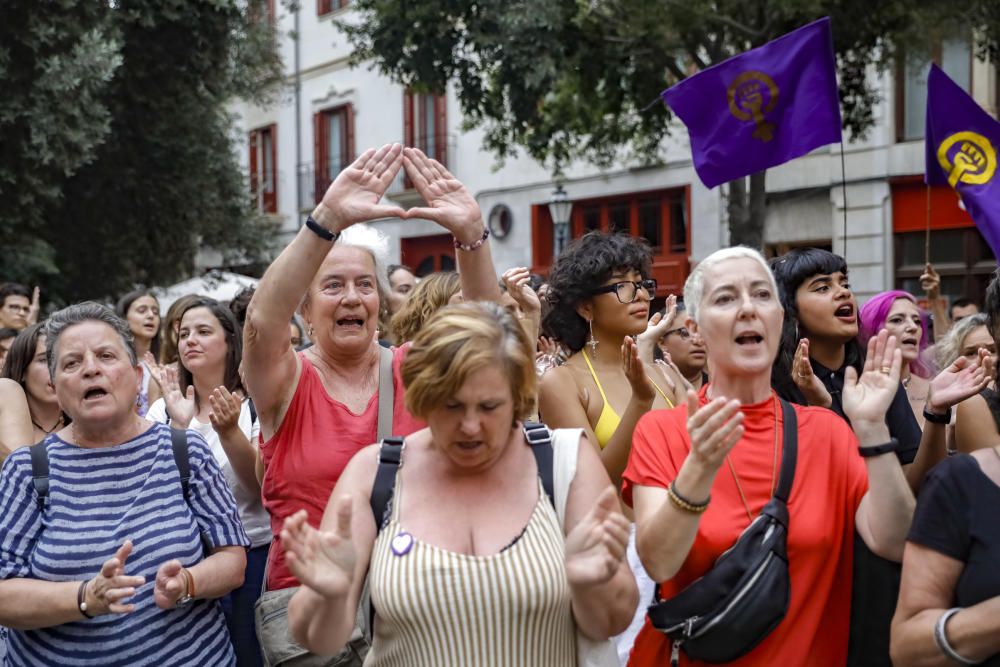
774;398;799;503
29;440;50;511
523;421;555;509
170;427;191;504
370;437;405;534
248;398;257;427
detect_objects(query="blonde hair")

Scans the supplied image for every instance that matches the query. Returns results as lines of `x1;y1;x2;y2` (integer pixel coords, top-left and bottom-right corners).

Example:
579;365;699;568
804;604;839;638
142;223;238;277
389;272;461;345
402;302;537;420
684;246;777;324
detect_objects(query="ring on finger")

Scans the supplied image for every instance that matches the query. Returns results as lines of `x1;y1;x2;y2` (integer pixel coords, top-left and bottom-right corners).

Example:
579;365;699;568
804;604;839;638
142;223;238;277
880;366;891;374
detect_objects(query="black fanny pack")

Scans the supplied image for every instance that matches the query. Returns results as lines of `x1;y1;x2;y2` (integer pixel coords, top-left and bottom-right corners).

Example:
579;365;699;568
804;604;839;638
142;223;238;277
648;398;798;666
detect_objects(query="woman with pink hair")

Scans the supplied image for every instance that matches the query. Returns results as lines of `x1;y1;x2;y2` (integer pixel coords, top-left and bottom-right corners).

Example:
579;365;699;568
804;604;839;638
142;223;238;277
859;291;936;427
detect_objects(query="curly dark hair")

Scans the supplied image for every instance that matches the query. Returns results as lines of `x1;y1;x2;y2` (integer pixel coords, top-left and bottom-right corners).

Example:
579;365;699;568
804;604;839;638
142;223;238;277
768;248;862;402
541;232;652;352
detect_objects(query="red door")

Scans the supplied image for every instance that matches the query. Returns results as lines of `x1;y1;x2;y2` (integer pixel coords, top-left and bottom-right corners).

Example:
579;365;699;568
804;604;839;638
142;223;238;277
400;234;456;277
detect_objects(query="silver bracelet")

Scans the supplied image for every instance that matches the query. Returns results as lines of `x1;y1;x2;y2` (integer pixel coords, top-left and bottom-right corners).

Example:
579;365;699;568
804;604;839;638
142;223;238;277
933;607;978;665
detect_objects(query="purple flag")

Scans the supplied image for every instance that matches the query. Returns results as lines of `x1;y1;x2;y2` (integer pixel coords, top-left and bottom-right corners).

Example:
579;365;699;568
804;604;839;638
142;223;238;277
925;64;1000;261
662;17;842;189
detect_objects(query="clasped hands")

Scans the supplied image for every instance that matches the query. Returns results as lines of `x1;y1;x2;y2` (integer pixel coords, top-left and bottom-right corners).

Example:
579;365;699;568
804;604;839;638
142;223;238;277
79;539;193;618
311;144;484;246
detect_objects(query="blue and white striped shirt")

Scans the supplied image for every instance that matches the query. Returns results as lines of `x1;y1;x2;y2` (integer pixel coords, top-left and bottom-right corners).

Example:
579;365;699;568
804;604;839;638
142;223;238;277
0;423;250;666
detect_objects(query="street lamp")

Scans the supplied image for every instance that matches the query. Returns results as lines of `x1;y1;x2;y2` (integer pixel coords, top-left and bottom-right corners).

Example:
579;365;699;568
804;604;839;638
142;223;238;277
548;184;572;258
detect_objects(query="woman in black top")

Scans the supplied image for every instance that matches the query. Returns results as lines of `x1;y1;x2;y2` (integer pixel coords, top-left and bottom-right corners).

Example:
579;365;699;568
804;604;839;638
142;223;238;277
891;449;1000;665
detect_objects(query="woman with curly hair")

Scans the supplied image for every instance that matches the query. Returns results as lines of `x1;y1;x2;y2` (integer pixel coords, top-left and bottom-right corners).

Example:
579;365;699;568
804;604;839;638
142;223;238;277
388;271;461;345
859;290;936;428
538;231;683;663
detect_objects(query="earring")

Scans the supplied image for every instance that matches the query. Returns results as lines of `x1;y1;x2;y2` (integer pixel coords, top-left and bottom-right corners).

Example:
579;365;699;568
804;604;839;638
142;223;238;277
586;319;599;353
307;324;315;338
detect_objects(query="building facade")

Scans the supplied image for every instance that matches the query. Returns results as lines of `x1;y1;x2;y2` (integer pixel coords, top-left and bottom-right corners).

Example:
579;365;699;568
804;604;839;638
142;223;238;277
234;3;1000;306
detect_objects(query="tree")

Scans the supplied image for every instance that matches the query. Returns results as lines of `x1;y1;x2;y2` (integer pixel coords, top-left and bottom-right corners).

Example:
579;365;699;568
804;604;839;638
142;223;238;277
342;0;1000;248
0;0;284;305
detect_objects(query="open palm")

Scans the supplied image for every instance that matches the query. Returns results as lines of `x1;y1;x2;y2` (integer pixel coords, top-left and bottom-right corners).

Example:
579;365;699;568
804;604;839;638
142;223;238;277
316;144;406;231
402;147;482;238
928;351;993;412
564;487;629;587
842;330;901;425
281;502;356;599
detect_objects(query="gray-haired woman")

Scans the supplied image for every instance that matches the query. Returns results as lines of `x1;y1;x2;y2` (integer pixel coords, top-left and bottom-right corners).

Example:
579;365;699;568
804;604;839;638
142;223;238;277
0;302;248;666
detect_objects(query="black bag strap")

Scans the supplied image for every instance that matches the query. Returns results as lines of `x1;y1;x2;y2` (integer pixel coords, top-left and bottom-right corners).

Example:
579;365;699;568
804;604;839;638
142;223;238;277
773;398;798;503
170;427;191;504
248;398;258;427
370;437;406;533
29;440;49;511
523;421;555;509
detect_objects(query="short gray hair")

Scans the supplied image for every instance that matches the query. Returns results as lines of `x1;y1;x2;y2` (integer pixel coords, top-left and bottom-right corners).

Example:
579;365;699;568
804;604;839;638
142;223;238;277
301;223;393;316
684;247;778;324
46;302;138;379
935;312;990;369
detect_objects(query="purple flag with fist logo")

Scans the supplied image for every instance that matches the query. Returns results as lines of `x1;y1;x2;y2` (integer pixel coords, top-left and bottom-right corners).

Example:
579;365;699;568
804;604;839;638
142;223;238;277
661;17;842;189
925;64;1000;261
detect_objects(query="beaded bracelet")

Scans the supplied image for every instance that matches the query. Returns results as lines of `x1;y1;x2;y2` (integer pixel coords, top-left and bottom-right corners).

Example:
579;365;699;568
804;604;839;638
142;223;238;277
667;482;710;514
453;227;490;252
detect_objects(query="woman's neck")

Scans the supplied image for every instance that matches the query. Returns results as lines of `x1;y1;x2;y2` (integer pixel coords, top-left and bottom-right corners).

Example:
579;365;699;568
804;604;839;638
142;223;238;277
311;340;380;379
707;371;773;405
686;368;705;390
192;366;226;412
806;335;846;370
68;415;144;449
27;395;62;431
134;336;151;359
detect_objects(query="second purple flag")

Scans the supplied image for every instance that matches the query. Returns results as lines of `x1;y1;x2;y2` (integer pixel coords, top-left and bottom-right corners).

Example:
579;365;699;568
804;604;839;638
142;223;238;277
662;17;842;189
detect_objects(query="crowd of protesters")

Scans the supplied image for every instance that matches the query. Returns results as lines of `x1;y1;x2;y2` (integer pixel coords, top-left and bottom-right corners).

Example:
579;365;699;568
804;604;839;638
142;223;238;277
1;144;998;666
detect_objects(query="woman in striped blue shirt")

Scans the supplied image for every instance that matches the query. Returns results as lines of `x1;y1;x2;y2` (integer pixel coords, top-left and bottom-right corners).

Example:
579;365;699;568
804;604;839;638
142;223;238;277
0;302;249;666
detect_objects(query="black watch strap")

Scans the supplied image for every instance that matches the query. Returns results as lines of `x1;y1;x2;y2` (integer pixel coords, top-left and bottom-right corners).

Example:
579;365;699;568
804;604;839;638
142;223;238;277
305;215;339;242
922;406;952;425
859;438;899;458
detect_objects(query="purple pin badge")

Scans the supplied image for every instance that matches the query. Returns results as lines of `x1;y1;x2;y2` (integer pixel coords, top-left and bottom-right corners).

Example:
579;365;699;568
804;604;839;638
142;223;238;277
390;531;414;557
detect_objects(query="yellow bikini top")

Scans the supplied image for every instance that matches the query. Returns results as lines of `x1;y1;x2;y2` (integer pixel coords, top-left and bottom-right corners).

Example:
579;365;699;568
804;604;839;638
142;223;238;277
581;349;674;449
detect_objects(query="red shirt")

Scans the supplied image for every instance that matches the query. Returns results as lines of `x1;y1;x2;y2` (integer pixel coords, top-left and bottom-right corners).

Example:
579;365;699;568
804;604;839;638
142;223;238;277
622;387;868;667
261;346;424;590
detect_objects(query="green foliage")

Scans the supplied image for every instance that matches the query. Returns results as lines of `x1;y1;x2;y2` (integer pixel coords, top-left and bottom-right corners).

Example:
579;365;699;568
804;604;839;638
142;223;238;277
0;0;283;305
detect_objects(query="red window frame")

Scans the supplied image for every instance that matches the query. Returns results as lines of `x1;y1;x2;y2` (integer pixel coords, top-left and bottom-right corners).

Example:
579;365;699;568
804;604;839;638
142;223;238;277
318;0;348;16
530;187;691;296
403;90;447;187
249;123;278;214
313;104;355;205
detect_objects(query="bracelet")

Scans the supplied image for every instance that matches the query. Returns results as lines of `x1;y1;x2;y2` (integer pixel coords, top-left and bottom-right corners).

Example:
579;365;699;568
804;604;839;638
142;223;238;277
934;608;977;665
305;215;340;243
922;406;952;425
667;481;710;514
858;438;898;458
177;568;195;606
77;580;94;619
453;226;490;251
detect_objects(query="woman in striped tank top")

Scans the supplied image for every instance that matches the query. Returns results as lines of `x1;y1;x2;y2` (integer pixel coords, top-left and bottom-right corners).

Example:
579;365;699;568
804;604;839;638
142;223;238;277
280;302;638;666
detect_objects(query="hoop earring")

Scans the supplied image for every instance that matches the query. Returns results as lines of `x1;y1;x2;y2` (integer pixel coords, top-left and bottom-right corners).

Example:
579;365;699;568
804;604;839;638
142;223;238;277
586;319;599;353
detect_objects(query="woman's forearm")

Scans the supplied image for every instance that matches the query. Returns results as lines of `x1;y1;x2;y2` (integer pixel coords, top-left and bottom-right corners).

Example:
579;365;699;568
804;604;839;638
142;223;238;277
635;460;716;582
288;585;357;656
570;562;638;640
904;421;947;493
0;579;87;630
455;223;503;303
855;421;915;561
892;598;1000;666
217;426;261;496
187;546;246;600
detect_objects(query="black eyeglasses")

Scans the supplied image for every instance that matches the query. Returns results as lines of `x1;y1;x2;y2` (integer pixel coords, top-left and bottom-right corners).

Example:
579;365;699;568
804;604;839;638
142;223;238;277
591;279;657;304
663;327;691;340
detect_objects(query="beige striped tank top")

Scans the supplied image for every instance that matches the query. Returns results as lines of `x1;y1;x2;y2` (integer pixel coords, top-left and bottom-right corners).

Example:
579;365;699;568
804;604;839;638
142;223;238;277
365;471;577;666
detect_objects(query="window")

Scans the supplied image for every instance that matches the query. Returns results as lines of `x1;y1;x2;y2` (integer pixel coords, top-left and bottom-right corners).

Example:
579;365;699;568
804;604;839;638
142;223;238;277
896;34;971;141
313;105;354;205
895;229;994;307
404;91;447;169
530;187;691;295
249;124;277;214
249;0;276;25
317;0;348;15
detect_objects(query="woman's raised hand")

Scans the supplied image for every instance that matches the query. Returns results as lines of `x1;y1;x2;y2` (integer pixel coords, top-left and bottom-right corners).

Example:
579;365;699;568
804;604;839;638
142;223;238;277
842;329;901;426
684;389;744;473
501;267;541;321
564;486;630;587
151;364;196;428
401;147;484;245
926;348;994;413
85;539;146;615
208;386;242;436
281;500;356;600
313;144;407;233
622;336;657;405
792;338;832;408
636;294;677;362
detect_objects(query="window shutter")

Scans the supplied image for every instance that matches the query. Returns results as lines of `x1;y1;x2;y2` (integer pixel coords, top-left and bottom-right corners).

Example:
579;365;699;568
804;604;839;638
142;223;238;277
313;111;326;204
249;129;260;207
265;123;278;213
434;94;448;166
345;104;355;166
403;91;414;187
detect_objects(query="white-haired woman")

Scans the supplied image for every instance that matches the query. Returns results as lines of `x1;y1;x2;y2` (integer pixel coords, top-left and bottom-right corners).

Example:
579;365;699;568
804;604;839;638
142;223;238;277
621;247;988;666
243;144;503;664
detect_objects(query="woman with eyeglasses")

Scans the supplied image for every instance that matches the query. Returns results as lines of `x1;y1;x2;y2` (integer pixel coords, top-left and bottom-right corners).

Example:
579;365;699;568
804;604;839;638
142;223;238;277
539;231;684;662
656;300;707;392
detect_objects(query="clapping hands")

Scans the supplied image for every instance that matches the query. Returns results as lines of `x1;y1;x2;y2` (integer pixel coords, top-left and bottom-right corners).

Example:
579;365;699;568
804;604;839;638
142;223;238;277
926;348;994;414
281;500;357;600
564;487;630;588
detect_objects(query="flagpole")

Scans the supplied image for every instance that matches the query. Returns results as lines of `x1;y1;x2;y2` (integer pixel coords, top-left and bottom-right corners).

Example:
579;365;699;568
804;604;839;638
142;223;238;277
839;141;848;261
924;184;932;266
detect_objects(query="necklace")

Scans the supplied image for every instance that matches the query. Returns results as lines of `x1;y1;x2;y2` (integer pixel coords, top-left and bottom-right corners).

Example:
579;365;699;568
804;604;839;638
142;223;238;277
725;394;780;525
32;415;63;435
